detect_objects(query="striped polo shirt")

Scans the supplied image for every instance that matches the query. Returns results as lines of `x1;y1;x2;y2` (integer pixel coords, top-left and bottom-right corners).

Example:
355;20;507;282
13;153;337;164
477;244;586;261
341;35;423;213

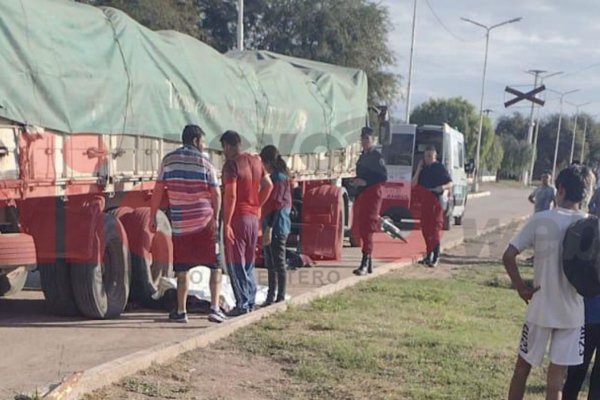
157;145;218;236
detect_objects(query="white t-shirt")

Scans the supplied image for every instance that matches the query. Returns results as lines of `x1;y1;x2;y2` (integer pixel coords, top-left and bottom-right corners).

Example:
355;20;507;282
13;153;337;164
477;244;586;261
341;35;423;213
510;207;587;328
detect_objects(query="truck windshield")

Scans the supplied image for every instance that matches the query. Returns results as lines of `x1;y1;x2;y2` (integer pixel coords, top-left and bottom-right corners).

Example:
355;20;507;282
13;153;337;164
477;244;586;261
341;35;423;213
384;133;414;166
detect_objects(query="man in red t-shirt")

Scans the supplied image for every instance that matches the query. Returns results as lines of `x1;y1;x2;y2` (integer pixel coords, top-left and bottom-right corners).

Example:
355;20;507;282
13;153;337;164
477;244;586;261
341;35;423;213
220;130;273;316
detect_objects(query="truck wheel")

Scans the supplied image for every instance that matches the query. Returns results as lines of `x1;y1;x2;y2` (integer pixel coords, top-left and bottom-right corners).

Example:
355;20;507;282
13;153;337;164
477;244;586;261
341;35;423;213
0;267;28;297
122;208;172;306
0;232;36;297
71;213;131;319
39;260;80;316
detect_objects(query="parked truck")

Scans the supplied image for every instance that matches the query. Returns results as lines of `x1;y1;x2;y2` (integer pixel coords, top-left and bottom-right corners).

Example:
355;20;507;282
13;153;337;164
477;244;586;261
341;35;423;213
0;0;473;319
0;0;368;318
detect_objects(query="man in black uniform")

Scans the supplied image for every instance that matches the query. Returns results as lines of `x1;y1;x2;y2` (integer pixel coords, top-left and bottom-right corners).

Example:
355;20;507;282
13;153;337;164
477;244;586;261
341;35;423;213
412;145;452;267
351;127;388;275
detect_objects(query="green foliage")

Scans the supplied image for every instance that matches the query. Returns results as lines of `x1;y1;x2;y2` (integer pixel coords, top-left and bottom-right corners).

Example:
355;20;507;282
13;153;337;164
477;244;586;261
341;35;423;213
498;134;532;179
410;97;496;170
76;0;205;41
200;0;400;104
498;112;600;179
484;134;504;173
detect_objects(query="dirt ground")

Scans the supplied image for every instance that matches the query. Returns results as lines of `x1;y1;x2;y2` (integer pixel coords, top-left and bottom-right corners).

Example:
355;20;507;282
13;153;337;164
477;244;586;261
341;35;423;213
86;222;527;400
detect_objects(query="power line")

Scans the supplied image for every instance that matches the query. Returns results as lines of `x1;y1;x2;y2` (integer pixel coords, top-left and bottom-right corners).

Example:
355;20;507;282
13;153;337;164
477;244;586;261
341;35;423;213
424;0;483;43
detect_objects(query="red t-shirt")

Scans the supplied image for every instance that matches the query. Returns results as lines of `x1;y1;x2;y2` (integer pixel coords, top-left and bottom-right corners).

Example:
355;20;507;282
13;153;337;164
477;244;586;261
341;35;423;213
222;153;265;217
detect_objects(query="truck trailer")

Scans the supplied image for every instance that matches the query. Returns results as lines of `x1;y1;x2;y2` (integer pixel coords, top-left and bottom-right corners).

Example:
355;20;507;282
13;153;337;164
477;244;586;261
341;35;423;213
0;0;368;318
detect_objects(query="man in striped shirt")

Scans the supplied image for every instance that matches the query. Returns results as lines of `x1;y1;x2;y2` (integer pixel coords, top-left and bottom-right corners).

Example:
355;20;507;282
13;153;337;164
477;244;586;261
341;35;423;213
150;125;226;323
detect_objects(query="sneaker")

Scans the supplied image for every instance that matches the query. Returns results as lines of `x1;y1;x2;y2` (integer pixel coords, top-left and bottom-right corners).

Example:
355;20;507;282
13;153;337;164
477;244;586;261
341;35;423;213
169;310;188;323
226;307;251;318
208;308;228;324
428;258;439;268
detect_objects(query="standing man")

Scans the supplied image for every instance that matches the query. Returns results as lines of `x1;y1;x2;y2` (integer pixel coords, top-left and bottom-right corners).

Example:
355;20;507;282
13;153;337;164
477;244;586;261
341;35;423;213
412;145;452;267
221;130;273;317
351;127;388;276
528;171;556;213
504;164;592;400
150;125;227;323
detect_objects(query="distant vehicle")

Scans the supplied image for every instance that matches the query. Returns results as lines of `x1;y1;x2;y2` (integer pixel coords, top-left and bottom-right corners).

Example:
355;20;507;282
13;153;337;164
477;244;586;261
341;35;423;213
376;119;473;231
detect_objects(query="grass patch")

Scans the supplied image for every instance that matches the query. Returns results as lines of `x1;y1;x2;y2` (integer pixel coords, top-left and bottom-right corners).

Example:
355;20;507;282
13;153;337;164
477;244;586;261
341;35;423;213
229;265;585;399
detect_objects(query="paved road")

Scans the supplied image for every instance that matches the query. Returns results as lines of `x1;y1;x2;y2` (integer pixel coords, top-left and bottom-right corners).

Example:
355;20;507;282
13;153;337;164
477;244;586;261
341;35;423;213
0;184;532;398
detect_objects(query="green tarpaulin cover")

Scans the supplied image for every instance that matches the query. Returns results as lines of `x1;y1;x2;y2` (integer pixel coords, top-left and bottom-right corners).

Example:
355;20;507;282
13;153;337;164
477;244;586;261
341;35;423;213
0;0;367;153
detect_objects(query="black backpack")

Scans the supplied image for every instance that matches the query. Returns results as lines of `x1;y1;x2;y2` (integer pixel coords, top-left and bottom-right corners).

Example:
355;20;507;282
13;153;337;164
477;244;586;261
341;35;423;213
563;216;600;297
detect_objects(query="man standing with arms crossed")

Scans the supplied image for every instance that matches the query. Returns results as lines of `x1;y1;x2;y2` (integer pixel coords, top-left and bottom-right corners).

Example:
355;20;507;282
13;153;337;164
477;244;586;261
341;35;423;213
412;145;452;267
150;125;226;323
220;130;273;317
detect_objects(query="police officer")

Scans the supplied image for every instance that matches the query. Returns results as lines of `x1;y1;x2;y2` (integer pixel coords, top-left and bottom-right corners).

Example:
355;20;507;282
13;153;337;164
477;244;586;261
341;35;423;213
412;145;452;267
351;127;388;276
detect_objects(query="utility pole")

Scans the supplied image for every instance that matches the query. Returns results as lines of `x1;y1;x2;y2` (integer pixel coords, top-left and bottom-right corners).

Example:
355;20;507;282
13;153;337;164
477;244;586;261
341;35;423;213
568;102;591;164
461;16;522;193
548;88;579;180
580;116;589;162
405;0;418;124
522;69;546;185
237;0;244;51
528;71;562;183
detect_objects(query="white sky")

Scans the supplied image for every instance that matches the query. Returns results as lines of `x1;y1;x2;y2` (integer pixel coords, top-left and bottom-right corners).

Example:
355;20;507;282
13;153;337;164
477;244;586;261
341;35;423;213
382;0;600;121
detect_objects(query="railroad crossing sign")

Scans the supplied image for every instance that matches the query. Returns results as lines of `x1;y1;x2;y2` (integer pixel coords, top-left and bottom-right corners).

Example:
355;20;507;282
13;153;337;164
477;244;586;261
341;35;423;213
504;85;546;107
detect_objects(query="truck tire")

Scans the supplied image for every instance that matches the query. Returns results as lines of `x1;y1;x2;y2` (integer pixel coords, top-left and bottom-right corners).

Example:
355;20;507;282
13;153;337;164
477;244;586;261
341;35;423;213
71;213;131;319
0;267;28;297
0;233;37;267
39;260;80;316
122;208;172;306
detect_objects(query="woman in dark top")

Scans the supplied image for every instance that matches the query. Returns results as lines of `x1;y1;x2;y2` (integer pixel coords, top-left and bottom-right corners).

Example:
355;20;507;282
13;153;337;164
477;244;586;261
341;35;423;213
260;145;292;305
351;127;388;276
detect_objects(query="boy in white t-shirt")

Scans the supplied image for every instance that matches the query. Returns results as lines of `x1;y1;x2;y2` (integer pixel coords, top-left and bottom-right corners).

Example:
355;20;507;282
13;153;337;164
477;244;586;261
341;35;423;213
504;165;594;400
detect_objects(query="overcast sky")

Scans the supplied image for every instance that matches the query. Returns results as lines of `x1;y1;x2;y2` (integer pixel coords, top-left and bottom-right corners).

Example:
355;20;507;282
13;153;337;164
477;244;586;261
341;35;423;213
383;0;600;121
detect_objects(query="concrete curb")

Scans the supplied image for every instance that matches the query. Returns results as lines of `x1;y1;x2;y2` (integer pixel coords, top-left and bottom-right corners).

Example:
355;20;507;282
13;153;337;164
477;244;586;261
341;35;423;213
40;213;529;399
467;190;491;200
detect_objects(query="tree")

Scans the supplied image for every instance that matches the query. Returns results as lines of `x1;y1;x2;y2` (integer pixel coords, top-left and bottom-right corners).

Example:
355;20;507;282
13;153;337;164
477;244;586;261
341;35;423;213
495;112;529;141
199;0;400;104
498;135;532;179
75;0;206;41
410;97;496;170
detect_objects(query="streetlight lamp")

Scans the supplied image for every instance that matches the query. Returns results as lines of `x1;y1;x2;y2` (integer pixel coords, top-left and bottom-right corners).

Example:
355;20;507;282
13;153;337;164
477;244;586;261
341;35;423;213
461;16;523;193
528;71;563;183
566;101;592;164
548;88;579;179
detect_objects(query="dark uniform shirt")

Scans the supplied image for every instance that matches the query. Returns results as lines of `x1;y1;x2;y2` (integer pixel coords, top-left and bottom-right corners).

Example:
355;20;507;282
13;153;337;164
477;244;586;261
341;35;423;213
418;162;452;194
356;148;388;194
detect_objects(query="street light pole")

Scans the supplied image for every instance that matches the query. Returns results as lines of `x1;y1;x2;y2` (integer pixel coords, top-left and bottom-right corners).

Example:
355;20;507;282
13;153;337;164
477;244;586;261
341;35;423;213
405;0;418;124
461;16;522;193
580;117;589;162
549;89;579;179
528;71;562;184
523;69;545;185
237;0;244;51
568;102;591;164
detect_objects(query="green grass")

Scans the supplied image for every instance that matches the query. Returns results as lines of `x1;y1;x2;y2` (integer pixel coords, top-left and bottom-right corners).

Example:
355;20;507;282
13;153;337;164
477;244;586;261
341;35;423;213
230;265;586;400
